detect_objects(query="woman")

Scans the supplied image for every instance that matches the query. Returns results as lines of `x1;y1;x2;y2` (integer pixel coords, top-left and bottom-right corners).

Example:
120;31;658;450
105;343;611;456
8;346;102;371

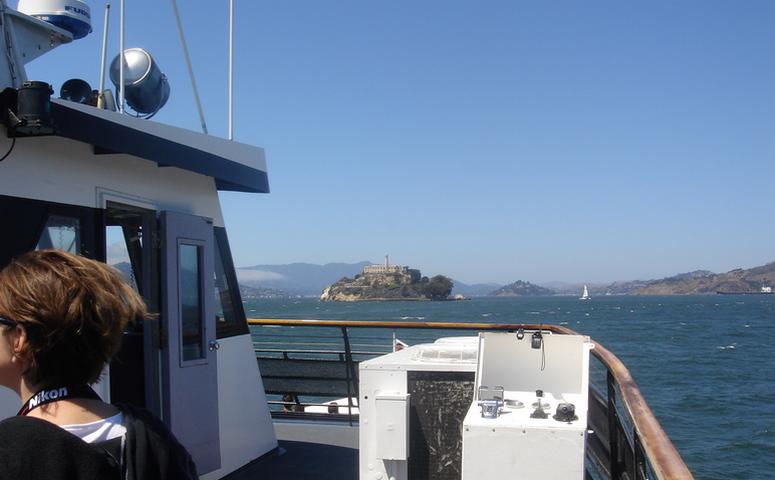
0;249;197;479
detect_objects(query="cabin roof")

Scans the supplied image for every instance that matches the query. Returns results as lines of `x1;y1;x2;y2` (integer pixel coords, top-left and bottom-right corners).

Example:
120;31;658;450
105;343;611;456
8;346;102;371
50;99;270;193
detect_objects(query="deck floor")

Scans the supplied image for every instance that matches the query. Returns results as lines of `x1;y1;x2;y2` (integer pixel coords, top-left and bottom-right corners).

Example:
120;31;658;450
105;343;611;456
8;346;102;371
223;441;358;480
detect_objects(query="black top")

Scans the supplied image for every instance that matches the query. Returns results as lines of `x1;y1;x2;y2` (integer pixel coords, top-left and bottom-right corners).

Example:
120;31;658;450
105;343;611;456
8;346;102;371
0;415;120;479
0;404;198;480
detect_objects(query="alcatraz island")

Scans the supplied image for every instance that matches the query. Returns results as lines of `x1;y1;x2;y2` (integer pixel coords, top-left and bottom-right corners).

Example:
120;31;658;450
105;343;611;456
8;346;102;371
320;256;455;302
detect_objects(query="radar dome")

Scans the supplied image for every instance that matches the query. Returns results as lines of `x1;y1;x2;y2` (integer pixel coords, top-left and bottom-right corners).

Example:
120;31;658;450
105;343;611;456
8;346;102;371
17;0;92;40
110;48;170;117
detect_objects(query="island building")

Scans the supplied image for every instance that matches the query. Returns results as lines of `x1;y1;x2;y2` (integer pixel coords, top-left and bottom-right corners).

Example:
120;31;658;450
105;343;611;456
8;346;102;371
363;255;409;275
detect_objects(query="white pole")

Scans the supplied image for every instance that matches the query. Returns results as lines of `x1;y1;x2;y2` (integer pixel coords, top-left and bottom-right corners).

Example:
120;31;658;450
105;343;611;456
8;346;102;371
228;0;234;140
171;0;208;134
119;0;124;113
97;3;110;109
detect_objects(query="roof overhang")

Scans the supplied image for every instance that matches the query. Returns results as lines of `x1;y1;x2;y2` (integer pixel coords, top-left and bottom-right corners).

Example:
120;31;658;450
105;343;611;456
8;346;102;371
49;99;269;193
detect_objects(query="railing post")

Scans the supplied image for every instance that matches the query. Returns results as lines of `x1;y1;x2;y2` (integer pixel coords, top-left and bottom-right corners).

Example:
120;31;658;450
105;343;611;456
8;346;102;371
607;371;621;479
341;327;357;426
634;431;645;480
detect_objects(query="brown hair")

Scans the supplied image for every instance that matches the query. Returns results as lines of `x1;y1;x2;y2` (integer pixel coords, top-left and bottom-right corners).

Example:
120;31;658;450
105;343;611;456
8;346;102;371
0;249;146;387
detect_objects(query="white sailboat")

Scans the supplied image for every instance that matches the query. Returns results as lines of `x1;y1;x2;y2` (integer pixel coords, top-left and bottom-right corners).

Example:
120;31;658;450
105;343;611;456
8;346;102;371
580;284;591;300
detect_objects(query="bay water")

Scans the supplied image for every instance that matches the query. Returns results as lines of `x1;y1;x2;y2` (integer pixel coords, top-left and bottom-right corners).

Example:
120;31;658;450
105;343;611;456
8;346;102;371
246;295;775;479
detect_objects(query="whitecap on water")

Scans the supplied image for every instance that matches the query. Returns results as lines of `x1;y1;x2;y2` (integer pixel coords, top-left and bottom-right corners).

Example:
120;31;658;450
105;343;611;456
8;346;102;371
560;321;568;325
584;313;590;316
527;311;541;315
481;313;492;317
717;344;737;350
400;316;426;320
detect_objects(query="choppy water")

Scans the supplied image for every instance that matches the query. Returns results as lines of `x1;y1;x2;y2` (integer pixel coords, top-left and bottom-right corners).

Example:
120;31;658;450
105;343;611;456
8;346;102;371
245;295;775;479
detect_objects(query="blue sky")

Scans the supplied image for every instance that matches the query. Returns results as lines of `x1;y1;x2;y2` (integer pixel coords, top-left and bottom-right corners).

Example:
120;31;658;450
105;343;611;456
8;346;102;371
27;1;775;284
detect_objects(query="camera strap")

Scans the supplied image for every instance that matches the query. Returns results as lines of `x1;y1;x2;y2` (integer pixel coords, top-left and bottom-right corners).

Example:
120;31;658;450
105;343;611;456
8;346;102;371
17;385;101;416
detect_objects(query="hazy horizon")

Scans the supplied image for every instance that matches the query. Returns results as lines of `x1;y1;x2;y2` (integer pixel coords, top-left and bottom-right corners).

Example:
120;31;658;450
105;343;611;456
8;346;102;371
234;257;773;286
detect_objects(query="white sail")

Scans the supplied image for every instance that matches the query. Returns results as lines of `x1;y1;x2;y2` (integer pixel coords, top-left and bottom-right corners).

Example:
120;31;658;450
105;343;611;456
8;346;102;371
580;285;590;300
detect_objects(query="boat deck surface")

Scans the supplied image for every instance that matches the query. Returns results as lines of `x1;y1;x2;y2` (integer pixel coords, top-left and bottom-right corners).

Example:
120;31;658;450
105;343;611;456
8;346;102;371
223;441;358;480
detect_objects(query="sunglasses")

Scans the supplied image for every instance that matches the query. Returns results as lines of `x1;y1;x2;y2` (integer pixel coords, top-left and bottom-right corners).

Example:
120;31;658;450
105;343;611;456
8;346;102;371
0;316;17;328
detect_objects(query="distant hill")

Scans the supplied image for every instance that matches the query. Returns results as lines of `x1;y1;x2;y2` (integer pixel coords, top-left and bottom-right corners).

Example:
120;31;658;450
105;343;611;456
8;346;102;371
452;280;502;297
629;263;775;295
539;281;609;296
239;285;293;299
490;280;555;297
237;261;370;296
542;267;772;296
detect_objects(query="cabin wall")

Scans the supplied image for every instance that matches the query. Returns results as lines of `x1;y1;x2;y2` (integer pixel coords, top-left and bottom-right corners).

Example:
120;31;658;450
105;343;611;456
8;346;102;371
0;135;226;226
201;334;277;480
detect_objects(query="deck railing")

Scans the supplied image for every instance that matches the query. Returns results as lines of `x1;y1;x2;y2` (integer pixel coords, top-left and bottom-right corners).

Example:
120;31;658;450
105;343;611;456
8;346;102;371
248;318;693;480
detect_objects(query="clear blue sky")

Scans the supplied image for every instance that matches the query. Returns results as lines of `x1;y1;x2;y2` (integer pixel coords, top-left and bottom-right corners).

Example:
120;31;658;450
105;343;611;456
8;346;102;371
27;1;775;284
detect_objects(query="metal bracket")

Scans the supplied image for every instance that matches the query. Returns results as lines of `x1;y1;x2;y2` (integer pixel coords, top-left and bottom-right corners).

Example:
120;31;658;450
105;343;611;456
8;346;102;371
478;399;504;419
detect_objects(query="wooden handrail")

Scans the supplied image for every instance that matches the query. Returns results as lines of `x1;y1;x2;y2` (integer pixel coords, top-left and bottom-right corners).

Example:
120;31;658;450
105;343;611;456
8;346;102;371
250;318;572;331
248;318;693;479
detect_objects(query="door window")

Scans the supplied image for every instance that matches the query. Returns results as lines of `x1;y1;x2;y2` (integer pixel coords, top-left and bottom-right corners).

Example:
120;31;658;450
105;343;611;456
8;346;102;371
180;243;205;362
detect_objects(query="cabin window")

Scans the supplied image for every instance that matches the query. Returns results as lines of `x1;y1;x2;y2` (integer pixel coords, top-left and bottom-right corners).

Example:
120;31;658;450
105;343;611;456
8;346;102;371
106;225;139;290
180;243;205;362
0;195;100;269
35;215;81;253
214;227;249;338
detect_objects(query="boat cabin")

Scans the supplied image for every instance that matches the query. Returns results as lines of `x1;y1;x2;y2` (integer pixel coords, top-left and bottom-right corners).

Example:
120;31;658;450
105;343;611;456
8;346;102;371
0;5;277;478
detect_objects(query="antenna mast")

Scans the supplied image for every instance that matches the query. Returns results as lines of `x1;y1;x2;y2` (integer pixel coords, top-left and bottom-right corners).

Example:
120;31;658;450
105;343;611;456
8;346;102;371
170;0;208;134
97;3;110;108
228;0;234;140
118;0;124;112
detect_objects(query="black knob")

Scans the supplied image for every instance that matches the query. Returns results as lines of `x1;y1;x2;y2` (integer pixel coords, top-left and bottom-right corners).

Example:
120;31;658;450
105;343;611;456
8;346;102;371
553;402;578;423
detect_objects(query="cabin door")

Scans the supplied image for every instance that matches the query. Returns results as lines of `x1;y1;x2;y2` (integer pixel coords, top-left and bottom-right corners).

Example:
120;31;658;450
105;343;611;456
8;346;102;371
160;211;221;474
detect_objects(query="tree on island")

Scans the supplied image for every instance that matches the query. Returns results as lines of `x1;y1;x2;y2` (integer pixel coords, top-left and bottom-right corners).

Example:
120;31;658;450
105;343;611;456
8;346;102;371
421;275;453;300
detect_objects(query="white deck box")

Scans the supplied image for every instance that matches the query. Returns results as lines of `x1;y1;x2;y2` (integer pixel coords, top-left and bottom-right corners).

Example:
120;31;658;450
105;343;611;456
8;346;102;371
462;331;593;479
